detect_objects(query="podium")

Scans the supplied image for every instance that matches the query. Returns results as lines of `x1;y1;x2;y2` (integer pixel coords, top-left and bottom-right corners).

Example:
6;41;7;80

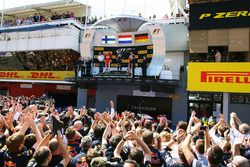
159;70;173;80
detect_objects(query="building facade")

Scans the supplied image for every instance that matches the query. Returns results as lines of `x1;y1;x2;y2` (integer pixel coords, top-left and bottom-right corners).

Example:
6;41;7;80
188;0;250;124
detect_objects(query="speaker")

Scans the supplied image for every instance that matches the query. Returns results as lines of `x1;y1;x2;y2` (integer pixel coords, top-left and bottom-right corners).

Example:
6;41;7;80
140;85;151;92
152;85;175;94
79;83;87;89
180;65;185;72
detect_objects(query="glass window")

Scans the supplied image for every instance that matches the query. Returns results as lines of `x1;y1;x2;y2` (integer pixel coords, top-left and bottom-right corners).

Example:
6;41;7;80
228;52;248;62
229;28;249;52
0;49;79;71
189;30;208;53
208;29;228;46
231;94;245;104
245;95;250;104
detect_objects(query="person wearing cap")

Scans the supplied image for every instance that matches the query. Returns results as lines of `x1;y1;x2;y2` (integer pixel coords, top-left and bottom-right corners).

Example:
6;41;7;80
70;136;92;167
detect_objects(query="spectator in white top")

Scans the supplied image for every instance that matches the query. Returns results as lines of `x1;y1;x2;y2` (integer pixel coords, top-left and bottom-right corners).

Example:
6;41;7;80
215;49;222;62
97;52;105;73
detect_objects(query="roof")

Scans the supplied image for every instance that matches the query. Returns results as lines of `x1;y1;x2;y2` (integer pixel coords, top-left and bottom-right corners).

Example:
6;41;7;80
1;0;86;17
91;15;151;33
0;18;84;33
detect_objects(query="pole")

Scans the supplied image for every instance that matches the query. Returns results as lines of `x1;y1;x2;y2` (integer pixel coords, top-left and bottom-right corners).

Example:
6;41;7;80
1;0;5;28
123;0;126;14
103;0;106;17
223;92;229;123
84;0;88;30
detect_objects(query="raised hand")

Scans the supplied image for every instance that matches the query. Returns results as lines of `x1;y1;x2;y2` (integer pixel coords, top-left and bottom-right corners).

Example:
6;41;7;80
95;112;102;121
125;131;139;141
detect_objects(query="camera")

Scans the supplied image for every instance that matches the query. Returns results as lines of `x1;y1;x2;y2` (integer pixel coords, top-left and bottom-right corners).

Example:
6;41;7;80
200;126;207;131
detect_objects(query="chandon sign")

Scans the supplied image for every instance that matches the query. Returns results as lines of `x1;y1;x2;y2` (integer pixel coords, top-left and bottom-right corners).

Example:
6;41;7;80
130;106;157;111
117;95;172;119
189;1;250;30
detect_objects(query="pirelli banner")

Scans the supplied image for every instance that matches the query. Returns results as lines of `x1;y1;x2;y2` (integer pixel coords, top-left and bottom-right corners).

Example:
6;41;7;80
0;71;74;81
188;63;250;93
189;1;250;30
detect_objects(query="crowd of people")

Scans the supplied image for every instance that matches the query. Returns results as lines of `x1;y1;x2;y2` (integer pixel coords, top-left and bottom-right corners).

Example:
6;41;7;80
0;50;77;71
0;94;249;167
2;11;75;27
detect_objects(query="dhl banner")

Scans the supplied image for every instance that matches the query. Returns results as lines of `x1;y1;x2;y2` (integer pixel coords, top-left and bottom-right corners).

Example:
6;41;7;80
0;71;74;81
188;63;250;93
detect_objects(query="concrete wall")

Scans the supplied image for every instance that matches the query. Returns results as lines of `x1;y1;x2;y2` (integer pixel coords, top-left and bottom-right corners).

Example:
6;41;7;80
0;26;80;52
95;84;139;112
95;83;188;127
228;103;250;124
162;24;189;52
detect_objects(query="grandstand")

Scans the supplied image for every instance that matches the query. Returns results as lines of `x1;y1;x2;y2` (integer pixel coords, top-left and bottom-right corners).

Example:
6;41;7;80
0;0;89;107
0;0;190;125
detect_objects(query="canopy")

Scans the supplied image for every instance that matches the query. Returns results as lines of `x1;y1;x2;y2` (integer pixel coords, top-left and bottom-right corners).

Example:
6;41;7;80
91;15;151;32
1;0;86;17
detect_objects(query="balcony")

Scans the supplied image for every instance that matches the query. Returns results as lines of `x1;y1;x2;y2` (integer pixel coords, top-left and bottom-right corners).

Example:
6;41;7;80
190;0;233;4
0;19;82;52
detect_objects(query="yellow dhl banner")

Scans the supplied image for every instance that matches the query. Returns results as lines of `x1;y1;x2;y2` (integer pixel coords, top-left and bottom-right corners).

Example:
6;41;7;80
0;71;74;81
188;63;250;93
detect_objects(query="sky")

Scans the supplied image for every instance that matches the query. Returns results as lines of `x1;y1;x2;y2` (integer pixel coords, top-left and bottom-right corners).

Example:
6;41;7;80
0;0;174;19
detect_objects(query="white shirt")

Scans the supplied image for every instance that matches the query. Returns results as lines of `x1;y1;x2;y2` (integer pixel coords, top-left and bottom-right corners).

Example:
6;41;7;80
110;107;115;119
215;51;221;62
98;54;104;62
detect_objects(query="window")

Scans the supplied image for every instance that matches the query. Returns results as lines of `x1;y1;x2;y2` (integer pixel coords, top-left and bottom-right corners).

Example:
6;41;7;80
228;52;248;62
231;94;250;104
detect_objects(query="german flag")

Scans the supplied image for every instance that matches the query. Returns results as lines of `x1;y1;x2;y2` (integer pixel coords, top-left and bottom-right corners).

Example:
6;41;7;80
135;33;149;43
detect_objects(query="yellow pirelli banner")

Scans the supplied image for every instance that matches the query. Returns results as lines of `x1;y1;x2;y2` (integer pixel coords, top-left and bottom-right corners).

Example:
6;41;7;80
188;63;250;93
0;71;74;81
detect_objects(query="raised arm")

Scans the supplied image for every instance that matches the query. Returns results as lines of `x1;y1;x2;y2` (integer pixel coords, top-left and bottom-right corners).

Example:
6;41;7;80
186;111;196;134
57;131;71;167
127;131;151;155
204;126;211;154
114;137;126;158
182;123;201;166
26;113;43;149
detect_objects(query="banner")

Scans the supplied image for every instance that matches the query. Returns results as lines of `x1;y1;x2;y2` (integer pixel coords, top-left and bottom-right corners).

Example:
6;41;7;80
189;1;250;30
0;71;74;81
117;95;172;119
188;63;250;93
93;45;153;67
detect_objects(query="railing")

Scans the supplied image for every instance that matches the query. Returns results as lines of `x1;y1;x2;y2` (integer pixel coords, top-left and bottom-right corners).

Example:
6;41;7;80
0;25;80;41
78;64;181;80
0;18;86;31
190;0;232;4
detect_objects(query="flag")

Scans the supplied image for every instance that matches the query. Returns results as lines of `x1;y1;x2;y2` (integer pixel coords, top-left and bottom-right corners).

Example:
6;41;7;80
118;35;132;44
51;116;64;134
135;33;149;43
102;35;116;44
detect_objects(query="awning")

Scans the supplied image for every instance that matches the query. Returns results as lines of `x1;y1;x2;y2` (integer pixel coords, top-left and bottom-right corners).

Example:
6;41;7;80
1;0;86;17
91;15;151;32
